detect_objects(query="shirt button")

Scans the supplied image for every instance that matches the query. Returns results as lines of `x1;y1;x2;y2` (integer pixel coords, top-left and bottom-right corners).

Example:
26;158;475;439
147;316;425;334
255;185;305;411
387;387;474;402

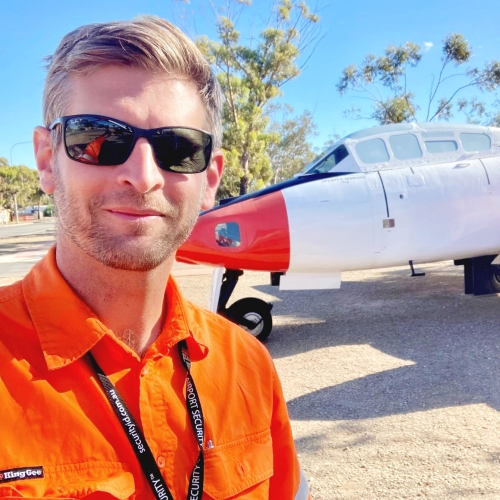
157;456;166;468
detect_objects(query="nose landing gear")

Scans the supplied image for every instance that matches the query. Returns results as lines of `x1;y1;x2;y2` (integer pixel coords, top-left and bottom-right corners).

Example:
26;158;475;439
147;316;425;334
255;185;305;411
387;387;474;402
217;269;274;341
225;297;273;341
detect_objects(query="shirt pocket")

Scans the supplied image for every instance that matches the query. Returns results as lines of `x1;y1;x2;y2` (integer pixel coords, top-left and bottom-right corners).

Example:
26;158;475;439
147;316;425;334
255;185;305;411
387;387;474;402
0;463;135;499
203;429;273;500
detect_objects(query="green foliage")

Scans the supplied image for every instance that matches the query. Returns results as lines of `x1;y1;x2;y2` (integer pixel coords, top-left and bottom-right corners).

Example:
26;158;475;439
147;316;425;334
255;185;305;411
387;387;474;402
0;163;49;210
197;0;320;196
322;132;342;149
491;112;500;127
443;33;471;64
373;94;418;125
43;205;56;217
337;33;500;125
268;108;318;184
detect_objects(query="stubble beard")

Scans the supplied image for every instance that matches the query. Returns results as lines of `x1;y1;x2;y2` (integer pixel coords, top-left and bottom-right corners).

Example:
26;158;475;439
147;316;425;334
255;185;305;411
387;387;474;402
53;165;204;272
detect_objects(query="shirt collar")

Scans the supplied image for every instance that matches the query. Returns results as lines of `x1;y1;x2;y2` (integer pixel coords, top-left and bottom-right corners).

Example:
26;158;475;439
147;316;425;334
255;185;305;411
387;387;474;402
147;277;209;362
23;246;208;371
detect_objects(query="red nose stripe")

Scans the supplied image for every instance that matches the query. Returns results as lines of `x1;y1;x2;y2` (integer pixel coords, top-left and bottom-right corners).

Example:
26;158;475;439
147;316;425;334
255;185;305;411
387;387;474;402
176;190;290;271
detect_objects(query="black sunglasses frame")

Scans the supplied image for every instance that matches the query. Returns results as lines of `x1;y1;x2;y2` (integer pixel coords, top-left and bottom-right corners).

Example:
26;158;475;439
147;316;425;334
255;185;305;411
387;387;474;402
48;114;214;174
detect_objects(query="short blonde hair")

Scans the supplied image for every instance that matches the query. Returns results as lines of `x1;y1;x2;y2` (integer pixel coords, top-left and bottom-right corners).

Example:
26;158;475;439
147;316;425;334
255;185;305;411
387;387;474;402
43;16;223;147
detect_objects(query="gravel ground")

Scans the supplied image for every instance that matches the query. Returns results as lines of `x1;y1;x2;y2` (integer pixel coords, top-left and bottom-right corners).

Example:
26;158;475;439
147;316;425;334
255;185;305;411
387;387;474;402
176;263;500;499
3;234;500;499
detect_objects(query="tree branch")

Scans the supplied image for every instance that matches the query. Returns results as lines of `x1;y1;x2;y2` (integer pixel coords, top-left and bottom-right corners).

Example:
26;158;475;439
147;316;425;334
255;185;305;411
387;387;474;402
428;81;478;121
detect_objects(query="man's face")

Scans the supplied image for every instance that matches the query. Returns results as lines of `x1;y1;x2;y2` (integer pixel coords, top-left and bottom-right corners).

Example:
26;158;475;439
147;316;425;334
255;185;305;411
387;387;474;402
36;66;222;271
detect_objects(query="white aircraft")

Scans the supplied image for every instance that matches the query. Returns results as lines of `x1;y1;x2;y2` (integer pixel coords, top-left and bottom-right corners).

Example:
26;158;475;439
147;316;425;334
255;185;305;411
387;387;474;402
177;122;500;340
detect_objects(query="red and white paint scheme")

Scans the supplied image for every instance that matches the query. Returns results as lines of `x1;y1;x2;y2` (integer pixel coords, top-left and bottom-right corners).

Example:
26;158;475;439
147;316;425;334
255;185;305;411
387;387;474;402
177;122;500;339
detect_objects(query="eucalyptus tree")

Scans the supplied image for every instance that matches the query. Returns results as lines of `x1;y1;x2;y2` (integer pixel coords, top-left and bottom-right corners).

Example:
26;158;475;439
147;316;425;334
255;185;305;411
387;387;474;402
268;108;317;184
0;163;48;211
337;33;500;125
197;0;320;196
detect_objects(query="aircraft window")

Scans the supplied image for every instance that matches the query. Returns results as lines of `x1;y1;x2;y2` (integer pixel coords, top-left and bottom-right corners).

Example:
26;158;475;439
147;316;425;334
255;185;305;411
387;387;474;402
389;134;422;160
424;140;458;154
215;222;241;247
422;131;454;138
355;138;390;164
306;145;349;174
460;133;491;152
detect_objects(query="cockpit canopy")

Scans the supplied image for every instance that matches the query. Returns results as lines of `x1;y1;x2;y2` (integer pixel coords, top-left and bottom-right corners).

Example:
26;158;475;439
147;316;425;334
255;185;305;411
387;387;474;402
299;122;500;176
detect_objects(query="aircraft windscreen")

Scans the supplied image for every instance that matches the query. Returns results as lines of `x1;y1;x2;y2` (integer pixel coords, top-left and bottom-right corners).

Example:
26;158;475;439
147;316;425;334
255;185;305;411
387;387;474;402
303;145;349;174
298;148;333;175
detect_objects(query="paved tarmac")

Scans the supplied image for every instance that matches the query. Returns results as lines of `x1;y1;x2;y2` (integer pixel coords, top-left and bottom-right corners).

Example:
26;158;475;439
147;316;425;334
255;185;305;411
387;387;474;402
0;220;56;283
0;219;56;238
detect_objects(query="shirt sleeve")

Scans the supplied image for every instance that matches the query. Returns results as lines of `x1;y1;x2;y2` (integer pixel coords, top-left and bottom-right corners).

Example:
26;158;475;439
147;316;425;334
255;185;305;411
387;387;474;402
269;366;311;500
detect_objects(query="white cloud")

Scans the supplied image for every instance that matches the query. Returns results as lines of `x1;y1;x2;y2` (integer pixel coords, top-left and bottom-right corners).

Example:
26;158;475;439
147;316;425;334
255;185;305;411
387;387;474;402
424;42;434;52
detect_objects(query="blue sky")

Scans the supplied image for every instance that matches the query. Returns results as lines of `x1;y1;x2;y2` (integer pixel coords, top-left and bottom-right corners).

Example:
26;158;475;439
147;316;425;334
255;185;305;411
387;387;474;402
2;0;500;170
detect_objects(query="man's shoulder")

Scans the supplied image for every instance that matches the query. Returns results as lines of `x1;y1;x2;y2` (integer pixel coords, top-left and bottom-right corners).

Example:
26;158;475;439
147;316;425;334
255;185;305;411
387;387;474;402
0;280;25;325
0;279;36;342
0;279;23;305
0;279;42;366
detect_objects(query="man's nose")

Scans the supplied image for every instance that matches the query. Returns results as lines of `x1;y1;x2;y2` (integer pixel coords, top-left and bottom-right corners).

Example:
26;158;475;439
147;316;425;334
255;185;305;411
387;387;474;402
116;138;165;193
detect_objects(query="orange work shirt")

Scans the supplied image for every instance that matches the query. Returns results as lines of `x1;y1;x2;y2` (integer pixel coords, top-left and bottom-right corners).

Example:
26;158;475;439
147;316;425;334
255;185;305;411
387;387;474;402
0;248;309;500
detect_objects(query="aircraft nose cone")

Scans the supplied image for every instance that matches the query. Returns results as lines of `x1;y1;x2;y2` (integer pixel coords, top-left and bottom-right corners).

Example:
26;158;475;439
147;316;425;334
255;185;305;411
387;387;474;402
176;190;290;272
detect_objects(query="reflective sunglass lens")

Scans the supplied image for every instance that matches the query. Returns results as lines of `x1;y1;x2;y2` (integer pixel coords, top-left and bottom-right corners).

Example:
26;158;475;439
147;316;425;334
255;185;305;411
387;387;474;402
152;129;211;173
64;117;134;165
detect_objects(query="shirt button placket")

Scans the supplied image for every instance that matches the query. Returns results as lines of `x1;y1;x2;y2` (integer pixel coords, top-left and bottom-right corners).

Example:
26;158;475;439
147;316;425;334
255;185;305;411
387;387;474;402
140;355;176;487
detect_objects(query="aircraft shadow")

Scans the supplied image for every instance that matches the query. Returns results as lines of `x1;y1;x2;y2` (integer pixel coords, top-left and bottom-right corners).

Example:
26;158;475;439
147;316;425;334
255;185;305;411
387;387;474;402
246;263;500;419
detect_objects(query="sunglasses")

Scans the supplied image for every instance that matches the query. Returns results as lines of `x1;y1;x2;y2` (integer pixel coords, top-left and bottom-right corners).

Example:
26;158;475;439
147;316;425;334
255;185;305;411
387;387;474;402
48;114;214;174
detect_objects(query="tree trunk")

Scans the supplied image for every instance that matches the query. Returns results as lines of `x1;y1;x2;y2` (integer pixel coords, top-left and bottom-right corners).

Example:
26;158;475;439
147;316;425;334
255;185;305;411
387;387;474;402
239;153;249;195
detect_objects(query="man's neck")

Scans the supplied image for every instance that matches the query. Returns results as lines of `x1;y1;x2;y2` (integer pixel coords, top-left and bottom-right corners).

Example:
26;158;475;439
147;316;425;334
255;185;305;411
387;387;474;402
55;235;173;356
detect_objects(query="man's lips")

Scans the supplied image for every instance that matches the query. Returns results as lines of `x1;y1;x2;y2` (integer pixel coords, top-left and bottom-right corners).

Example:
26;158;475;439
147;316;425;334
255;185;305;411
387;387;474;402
105;207;165;218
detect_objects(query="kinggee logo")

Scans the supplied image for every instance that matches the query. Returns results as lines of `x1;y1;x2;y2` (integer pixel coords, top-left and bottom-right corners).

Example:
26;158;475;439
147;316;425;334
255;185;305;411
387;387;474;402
0;466;44;483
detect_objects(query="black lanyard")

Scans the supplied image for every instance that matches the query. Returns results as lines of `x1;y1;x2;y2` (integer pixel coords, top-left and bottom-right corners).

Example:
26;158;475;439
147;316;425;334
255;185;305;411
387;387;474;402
88;340;205;500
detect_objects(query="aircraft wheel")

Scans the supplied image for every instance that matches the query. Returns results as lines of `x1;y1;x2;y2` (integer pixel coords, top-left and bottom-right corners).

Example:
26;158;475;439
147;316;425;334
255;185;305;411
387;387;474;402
491;265;500;292
225;298;273;342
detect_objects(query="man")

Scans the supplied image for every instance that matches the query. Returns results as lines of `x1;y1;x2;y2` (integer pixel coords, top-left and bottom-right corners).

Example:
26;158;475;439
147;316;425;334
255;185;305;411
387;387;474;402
0;16;309;500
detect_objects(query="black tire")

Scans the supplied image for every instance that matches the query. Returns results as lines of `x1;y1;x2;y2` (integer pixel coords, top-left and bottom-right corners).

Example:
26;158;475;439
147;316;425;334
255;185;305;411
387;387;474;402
225;298;273;342
491;265;500;292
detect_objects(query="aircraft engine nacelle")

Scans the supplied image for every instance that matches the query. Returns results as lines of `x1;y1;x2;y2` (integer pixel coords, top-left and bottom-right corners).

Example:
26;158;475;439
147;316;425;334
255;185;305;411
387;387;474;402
177;190;290;272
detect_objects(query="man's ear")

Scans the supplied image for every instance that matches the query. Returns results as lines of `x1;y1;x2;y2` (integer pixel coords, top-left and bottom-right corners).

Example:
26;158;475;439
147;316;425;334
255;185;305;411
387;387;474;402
33;126;55;194
201;149;224;210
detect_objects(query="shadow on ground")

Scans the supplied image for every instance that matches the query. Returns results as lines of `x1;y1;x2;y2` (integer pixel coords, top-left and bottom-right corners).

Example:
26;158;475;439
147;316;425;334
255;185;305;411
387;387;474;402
243;263;500;420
